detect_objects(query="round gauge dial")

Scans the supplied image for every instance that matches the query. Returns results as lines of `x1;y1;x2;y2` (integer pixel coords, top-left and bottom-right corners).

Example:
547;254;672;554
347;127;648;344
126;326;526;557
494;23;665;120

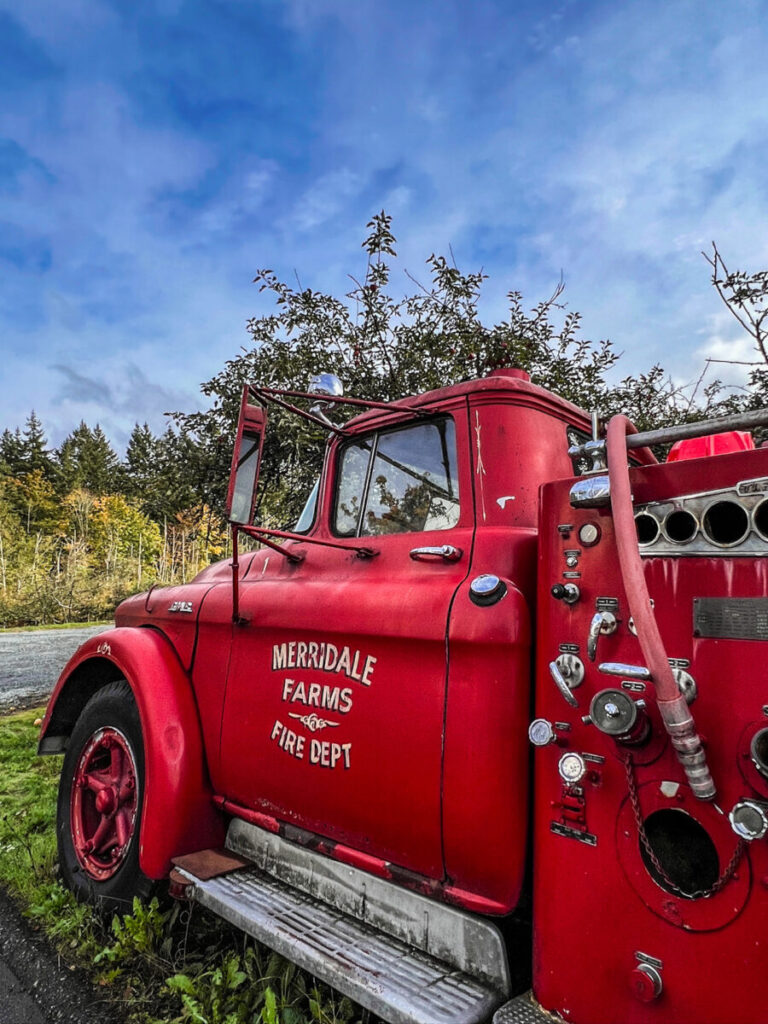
558;751;586;784
528;718;555;747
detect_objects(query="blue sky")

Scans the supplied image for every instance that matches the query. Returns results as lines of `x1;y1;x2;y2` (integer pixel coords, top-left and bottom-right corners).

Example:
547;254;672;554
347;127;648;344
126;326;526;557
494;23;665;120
2;0;768;450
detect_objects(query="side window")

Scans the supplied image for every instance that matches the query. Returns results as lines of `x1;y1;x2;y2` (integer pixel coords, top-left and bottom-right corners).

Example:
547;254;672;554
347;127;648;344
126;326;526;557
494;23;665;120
334;419;460;537
335;441;372;536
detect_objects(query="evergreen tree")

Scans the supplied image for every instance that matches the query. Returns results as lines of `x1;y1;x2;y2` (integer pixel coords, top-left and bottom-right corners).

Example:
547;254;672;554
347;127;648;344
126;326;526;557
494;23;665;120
0;428;25;478
20;411;54;479
55;422;123;495
85;425;123;494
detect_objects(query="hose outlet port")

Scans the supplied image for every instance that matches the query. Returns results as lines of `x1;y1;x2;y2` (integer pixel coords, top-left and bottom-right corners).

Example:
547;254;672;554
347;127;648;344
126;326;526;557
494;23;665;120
753;498;768;541
635;512;660;545
589;689;650;746
663;509;698;544
702;499;750;547
750;727;768;780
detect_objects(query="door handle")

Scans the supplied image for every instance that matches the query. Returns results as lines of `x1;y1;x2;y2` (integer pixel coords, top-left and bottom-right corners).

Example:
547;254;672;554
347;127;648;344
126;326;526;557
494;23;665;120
409;544;463;562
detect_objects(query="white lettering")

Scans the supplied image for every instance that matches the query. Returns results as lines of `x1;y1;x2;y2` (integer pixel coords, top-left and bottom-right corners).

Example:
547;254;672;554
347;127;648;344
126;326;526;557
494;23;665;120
324;643;338;672
362;655;377;686
273;644;288;671
272;642;376;685
270;719;305;760
336;646;352;677
310;739;352;769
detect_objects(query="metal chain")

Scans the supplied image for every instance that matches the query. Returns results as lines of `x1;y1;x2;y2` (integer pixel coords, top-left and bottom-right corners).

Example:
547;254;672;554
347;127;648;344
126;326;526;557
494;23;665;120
622;753;745;900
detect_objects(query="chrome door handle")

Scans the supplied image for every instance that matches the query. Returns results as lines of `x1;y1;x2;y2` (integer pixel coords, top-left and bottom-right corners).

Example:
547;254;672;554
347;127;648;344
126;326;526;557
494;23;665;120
409;544;463;562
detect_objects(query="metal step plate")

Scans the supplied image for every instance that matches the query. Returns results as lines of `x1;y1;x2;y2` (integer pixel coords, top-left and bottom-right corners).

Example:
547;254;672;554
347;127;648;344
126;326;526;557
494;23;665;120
493;993;563;1023
178;864;504;1024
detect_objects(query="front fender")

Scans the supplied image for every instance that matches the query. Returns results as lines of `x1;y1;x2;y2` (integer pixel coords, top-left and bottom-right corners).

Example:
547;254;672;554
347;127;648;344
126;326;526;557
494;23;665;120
39;627;225;878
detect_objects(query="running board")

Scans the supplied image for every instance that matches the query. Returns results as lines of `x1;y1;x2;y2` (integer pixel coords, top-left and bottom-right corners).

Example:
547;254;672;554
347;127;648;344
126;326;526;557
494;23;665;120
493;993;562;1023
174;817;513;1024
175;864;504;1024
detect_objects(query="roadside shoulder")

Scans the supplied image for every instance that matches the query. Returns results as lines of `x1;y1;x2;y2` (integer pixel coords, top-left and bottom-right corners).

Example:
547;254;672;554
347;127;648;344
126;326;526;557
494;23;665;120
0;886;126;1024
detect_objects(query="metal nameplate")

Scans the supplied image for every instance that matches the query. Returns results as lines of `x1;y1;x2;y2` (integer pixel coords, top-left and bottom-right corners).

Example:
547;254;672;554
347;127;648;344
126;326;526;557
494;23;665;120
596;597;619;612
550;822;597;846
562;571;581;579
738;478;768;496
694;598;768;641
582;753;605;764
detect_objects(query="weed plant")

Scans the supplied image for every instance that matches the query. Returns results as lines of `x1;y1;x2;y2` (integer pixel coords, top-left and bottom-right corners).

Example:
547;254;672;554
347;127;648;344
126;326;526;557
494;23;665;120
0;708;372;1023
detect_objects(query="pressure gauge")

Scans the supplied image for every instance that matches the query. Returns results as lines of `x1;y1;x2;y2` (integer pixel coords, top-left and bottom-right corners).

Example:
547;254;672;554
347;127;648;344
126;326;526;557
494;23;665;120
558;752;586;784
528;718;555;747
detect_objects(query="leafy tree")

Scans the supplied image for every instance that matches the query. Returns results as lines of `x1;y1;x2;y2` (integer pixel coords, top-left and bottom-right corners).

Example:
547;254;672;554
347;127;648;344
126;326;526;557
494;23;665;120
173;212;738;527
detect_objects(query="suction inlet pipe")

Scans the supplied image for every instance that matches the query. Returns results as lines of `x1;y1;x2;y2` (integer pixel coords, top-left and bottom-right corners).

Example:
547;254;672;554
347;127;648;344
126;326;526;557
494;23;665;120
606;415;716;800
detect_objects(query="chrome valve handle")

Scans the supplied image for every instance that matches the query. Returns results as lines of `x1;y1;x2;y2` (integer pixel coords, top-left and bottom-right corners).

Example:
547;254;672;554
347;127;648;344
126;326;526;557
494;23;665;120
587;610;617;661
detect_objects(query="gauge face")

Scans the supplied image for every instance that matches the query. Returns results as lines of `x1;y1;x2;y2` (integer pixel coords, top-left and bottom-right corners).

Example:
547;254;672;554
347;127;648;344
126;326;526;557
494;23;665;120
558;751;586;783
528;718;554;746
578;522;600;547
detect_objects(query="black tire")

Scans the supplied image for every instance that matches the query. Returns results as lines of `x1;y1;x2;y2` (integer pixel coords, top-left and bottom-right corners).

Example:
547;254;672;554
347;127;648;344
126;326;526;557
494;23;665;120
57;680;153;914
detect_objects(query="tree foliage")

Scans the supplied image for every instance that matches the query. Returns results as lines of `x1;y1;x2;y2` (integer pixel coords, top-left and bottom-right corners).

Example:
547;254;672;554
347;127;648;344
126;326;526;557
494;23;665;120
174;212;748;526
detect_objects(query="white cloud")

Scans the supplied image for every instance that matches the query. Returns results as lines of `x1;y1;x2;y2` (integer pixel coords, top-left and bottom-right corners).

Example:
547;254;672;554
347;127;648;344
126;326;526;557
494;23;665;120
290;169;363;232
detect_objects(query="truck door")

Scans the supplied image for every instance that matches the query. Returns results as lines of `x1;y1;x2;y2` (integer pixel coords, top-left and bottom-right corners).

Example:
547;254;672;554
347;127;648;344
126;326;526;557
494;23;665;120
218;403;473;880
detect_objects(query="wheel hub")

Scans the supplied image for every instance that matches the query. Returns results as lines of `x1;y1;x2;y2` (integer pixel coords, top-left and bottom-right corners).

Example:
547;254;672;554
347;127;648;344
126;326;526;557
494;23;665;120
70;727;138;881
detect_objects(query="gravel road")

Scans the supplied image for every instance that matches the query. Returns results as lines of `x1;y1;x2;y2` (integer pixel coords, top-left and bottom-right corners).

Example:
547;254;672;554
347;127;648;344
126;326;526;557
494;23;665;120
0;625;111;710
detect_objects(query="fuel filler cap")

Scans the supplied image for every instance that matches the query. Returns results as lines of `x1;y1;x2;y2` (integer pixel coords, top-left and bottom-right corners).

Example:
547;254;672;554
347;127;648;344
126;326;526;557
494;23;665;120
469;574;507;606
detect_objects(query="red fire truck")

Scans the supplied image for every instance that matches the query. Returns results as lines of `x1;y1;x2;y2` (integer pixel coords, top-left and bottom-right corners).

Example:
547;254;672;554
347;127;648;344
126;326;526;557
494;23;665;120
38;369;768;1023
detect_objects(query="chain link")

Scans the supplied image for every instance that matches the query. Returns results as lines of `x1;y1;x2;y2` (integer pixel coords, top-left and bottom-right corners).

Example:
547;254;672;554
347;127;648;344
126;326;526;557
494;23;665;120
622;753;745;900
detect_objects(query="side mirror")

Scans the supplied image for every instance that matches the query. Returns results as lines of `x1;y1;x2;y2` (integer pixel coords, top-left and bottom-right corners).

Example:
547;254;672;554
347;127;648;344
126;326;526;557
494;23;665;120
226;386;268;525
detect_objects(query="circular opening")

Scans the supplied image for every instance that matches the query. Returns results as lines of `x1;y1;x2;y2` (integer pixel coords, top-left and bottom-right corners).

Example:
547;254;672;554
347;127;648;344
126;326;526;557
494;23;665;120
635;512;660;545
753;499;768;541
750;727;768;779
701;500;750;547
639;809;719;898
663;509;698;544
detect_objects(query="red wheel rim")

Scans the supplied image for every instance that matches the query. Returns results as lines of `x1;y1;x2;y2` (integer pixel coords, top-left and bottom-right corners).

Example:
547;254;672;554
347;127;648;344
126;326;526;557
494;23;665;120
70;727;138;881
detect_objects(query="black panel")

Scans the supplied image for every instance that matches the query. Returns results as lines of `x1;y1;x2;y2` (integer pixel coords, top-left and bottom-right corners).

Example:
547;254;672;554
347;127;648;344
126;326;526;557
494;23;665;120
693;598;768;640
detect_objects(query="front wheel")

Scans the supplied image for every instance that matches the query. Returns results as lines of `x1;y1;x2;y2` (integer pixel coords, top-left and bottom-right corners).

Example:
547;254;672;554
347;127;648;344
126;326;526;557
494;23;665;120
57;680;152;913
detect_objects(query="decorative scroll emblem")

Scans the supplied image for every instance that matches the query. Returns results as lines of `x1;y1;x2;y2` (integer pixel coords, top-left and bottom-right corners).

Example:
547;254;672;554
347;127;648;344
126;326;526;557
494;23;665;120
168;601;193;613
289;713;339;732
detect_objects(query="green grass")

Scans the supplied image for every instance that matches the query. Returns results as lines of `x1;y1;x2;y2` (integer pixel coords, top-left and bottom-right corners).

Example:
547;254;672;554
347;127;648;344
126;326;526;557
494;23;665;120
0;708;372;1024
0;620;112;633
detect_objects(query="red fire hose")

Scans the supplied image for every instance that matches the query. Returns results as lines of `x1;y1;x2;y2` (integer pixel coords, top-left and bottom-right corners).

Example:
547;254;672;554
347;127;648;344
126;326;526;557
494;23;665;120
606;415;716;800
